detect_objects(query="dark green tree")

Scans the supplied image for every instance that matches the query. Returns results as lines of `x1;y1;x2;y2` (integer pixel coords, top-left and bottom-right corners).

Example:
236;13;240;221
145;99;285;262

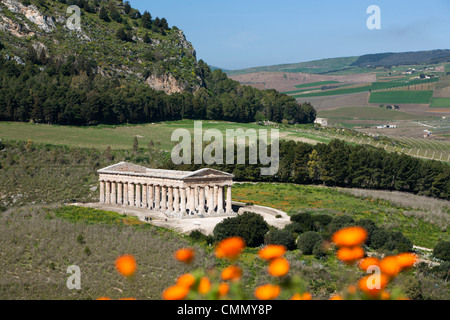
297;231;322;255
213;212;269;247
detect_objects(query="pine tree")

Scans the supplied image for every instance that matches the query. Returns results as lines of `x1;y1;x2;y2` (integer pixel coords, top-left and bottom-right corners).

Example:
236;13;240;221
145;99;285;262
143;32;152;44
141;11;152;29
99;6;110;22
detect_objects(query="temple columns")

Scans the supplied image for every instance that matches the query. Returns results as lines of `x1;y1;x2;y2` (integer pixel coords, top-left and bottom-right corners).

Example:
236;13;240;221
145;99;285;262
226;185;232;214
180;187;186;215
100;181;105;203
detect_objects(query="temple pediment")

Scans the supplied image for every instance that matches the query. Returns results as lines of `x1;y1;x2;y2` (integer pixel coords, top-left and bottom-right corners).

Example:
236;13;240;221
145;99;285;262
184;168;234;179
98;162;233;180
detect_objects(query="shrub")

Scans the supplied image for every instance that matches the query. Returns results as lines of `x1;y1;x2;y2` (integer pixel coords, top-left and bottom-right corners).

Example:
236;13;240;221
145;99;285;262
355;219;378;245
264;228;297;251
283;222;303;235
328;215;355;234
383;231;413;253
189;230;214;245
312;241;327;259
213;212;269;247
290;212;314;232
371;229;390;249
312;214;333;231
297;231;322;255
434;241;450;262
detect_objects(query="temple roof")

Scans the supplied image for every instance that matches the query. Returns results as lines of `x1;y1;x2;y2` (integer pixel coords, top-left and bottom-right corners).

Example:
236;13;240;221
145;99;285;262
98;162;233;180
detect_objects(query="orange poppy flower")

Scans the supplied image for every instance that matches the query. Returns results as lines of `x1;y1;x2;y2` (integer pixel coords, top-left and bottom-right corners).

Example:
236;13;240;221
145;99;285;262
115;255;137;277
396;253;417;270
218;283;229;297
254;284;281;300
268;257;290;277
329;295;343;300
221;265;242;281
379;256;401;278
336;246;365;264
381;291;391;300
359;257;380;271
118;297;137;300
291;292;312;300
215;237;246;260
162;284;190;300
347;285;357;295
198;277;211;295
175;248;195;264
96;297;111;300
332;226;368;247
258;245;286;261
177;273;195;288
358;274;389;298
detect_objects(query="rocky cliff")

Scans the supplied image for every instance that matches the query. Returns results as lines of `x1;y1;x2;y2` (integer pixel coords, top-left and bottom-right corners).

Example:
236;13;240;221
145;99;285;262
0;0;203;93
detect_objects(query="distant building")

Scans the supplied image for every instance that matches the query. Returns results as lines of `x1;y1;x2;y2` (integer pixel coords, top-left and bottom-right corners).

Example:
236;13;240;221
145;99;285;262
376;124;397;129
314;118;328;127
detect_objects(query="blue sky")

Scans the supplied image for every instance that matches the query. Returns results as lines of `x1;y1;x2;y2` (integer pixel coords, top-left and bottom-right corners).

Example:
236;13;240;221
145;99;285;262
129;0;450;70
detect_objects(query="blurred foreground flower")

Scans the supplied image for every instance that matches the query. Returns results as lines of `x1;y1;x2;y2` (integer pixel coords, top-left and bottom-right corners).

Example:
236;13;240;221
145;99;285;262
175;248;195;264
332;226;367;247
215;237;246;260
115;254;137;278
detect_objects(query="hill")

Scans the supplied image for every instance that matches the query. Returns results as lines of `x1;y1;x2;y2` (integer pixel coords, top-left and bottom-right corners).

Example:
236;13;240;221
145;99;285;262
0;0;316;126
225;50;450;76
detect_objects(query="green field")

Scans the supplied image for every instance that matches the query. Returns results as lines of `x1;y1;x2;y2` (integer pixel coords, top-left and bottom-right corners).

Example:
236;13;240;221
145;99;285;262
0;120;281;152
318;106;423;121
233;183;449;248
293;85;372;98
369;90;434;104
430;97;450;108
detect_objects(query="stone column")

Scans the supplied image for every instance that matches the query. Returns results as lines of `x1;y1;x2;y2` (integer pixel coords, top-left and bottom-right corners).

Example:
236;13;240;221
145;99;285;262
141;184;147;208
148;184;154;209
105;181;111;204
188;187;195;214
198;186;205;215
111;181;117;205
194;186;199;209
122;182;127;206
161;186;167;211
136;184;141;207
173;187;179;214
154;185;160;210
167;186;173;213
99;181;105;203
208;185;214;214
180;187;186;215
226;185;232;214
217;186;224;214
118;182;123;205
129;183;134;207
213;185;218;212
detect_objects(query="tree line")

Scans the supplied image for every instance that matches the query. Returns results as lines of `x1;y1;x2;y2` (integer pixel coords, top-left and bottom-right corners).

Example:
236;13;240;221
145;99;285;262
0;53;316;125
167;139;450;200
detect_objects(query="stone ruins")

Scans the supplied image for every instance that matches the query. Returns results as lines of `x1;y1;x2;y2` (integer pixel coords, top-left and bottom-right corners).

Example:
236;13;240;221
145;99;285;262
98;162;235;218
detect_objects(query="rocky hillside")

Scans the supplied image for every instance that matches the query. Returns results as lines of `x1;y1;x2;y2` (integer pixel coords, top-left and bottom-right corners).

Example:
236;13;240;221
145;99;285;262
0;0;202;93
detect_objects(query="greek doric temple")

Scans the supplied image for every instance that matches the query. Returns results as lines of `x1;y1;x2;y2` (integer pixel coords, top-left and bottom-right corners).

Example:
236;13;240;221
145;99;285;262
98;162;235;218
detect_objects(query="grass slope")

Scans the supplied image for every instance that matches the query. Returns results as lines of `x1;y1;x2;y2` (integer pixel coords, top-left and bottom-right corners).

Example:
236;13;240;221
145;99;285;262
233;183;449;248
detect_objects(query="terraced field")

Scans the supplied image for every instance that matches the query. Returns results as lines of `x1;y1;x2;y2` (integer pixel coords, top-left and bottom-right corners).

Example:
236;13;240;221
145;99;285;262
369;91;434;104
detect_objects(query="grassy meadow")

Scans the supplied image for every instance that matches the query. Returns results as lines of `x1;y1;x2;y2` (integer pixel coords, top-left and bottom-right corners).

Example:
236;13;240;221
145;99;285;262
232;183;449;248
430;97;450;108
